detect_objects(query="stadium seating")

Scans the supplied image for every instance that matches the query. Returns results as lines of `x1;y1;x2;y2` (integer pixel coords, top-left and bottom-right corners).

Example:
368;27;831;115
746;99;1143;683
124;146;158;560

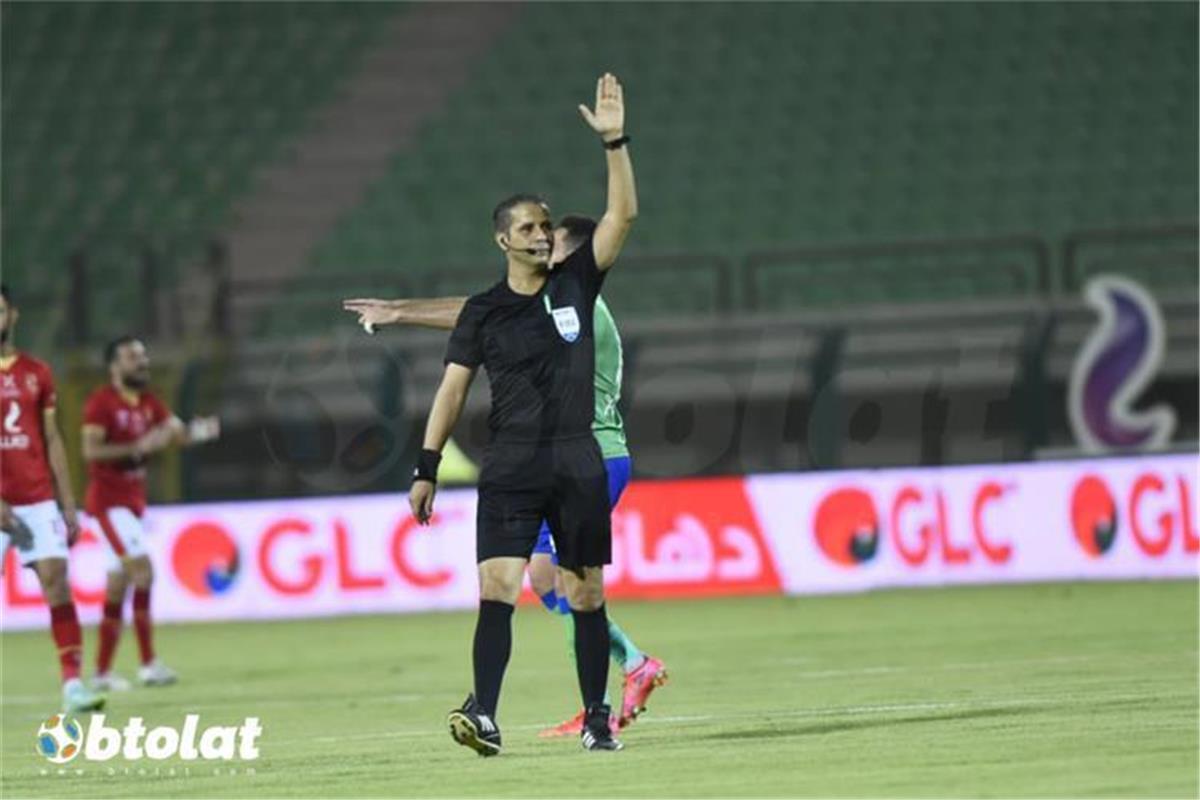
306;2;1196;317
1;1;399;340
4;3;1194;337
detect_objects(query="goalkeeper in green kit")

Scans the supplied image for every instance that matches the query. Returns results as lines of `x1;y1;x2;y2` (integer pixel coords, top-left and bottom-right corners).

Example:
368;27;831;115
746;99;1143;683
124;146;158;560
344;214;668;736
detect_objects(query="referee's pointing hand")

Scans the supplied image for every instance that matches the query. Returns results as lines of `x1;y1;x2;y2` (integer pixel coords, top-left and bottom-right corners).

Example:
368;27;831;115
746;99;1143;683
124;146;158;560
410;479;436;525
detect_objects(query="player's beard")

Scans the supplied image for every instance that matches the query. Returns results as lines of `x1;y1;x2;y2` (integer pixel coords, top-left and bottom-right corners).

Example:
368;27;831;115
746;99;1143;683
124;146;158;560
122;372;149;390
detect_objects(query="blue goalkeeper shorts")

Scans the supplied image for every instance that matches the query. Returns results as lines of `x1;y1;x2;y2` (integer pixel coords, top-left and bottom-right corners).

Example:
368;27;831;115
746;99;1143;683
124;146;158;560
533;455;631;561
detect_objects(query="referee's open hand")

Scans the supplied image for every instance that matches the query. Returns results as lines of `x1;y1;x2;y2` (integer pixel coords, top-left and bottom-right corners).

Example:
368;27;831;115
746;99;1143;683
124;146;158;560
578;72;624;140
410;479;436;525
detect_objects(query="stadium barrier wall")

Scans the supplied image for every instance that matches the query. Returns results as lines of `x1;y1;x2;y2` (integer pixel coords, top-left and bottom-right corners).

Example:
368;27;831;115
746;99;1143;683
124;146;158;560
2;453;1196;630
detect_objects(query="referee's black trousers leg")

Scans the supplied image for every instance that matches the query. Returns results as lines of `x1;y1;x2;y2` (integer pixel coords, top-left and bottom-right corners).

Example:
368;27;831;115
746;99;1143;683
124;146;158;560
473;599;514;718
572;604;611;709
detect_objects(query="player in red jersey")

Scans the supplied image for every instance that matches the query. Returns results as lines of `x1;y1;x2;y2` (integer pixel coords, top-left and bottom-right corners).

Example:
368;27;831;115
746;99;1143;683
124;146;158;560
82;335;219;691
0;285;105;712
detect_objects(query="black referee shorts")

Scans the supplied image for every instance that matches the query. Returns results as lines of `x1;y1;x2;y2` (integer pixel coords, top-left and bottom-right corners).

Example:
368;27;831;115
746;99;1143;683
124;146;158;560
475;437;611;570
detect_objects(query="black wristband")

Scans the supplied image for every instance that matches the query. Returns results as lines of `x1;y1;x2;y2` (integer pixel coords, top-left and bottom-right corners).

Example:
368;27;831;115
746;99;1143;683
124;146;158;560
603;134;630;150
413;448;441;483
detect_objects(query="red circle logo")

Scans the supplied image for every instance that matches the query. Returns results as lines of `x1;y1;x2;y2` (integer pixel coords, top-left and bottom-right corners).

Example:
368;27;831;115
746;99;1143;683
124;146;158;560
172;521;240;596
814;487;879;566
1071;475;1118;557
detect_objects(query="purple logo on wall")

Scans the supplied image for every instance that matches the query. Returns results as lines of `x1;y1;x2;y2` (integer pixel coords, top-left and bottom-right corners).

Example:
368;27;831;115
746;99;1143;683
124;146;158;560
1068;275;1176;453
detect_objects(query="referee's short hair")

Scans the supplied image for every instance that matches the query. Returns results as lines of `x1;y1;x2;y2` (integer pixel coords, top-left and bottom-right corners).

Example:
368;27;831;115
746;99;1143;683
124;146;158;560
557;215;597;251
492;193;548;233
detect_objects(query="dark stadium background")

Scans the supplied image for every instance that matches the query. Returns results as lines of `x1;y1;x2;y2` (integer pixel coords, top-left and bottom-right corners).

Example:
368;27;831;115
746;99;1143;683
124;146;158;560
3;1;1194;502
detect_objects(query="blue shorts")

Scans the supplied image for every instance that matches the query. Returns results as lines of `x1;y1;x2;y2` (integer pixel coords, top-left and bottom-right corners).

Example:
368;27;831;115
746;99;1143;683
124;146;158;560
533;455;631;560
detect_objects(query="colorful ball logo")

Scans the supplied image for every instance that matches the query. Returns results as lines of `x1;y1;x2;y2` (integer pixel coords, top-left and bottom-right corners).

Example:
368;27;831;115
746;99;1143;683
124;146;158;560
814;487;879;566
1071;475;1118;557
36;714;81;763
172;522;240;596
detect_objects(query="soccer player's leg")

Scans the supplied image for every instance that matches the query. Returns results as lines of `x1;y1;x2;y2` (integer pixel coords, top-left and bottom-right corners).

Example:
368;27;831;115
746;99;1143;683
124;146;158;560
447;481;544;756
601;455;645;669
99;507;176;686
449;555;524;756
536;516;623;739
93;509;130;687
558;565;622;751
603;455;669;727
14;501;104;713
92;541;131;692
531;519;616;737
529;526;569;615
552;442;622;751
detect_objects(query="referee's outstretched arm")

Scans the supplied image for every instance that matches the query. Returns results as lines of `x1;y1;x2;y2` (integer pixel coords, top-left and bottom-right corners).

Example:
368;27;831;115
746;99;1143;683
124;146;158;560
342;296;466;332
579;73;637;271
410;363;475;524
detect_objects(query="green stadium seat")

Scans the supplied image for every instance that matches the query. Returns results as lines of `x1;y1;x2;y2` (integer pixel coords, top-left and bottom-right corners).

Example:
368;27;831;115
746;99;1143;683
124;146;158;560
5;3;1195;332
1;1;403;341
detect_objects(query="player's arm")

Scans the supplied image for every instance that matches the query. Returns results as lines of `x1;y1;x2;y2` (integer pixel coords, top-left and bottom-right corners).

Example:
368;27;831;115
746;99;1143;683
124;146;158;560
42;408;80;544
81;424;168;462
156;415;221;448
579;73;637;271
342;297;468;332
409;363;476;524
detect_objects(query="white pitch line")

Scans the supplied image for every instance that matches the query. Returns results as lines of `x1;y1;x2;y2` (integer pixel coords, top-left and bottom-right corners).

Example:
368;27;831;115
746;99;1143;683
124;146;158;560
0;691;1191;756
777;651;1198;680
302;700;976;744
786;666;905;678
782;654;1097;679
0;690;427;714
4;649;1192;713
295;691;1195;747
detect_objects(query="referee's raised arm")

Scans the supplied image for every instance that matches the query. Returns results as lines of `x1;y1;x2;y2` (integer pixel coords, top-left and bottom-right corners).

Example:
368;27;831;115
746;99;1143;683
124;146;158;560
579;73;637;271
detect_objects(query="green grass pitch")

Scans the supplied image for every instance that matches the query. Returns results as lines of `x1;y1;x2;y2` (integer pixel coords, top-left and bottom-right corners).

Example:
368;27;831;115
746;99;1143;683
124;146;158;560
2;580;1196;798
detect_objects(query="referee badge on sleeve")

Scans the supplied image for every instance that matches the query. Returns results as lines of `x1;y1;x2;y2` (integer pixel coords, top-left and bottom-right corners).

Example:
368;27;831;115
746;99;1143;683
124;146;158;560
551;306;581;343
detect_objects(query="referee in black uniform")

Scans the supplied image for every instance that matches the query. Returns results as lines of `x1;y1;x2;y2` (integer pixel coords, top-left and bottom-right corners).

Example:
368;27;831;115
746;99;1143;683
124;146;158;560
409;73;637;754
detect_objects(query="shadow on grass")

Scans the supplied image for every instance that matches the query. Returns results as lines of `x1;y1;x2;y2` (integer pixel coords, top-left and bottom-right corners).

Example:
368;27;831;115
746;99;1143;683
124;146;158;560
696;706;1029;742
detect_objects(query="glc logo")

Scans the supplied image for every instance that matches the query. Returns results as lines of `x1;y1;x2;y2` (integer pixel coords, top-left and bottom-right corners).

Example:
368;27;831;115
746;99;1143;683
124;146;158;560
812;482;1013;568
1069;275;1176;452
1071;475;1118;557
1069;471;1198;558
813;487;879;565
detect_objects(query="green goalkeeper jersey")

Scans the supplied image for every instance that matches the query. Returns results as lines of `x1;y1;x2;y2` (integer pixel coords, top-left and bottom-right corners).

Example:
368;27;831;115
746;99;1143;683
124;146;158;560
592;296;628;459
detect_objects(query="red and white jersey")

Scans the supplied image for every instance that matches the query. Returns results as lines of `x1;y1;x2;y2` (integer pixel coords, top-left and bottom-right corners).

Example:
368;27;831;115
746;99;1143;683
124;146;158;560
83;384;170;516
0;352;58;506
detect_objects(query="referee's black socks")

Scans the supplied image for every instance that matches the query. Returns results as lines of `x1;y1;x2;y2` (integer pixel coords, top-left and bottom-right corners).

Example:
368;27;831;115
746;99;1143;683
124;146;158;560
572;604;611;709
473;599;514;719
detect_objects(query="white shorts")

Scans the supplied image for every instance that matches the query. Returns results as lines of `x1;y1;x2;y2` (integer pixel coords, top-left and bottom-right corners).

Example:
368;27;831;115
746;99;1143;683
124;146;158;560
95;506;147;572
3;500;69;566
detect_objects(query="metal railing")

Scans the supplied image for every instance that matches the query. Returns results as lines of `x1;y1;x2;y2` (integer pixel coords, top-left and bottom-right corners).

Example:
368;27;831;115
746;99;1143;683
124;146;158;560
58;222;1194;346
742;233;1052;311
1062;221;1199;294
214;250;736;332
